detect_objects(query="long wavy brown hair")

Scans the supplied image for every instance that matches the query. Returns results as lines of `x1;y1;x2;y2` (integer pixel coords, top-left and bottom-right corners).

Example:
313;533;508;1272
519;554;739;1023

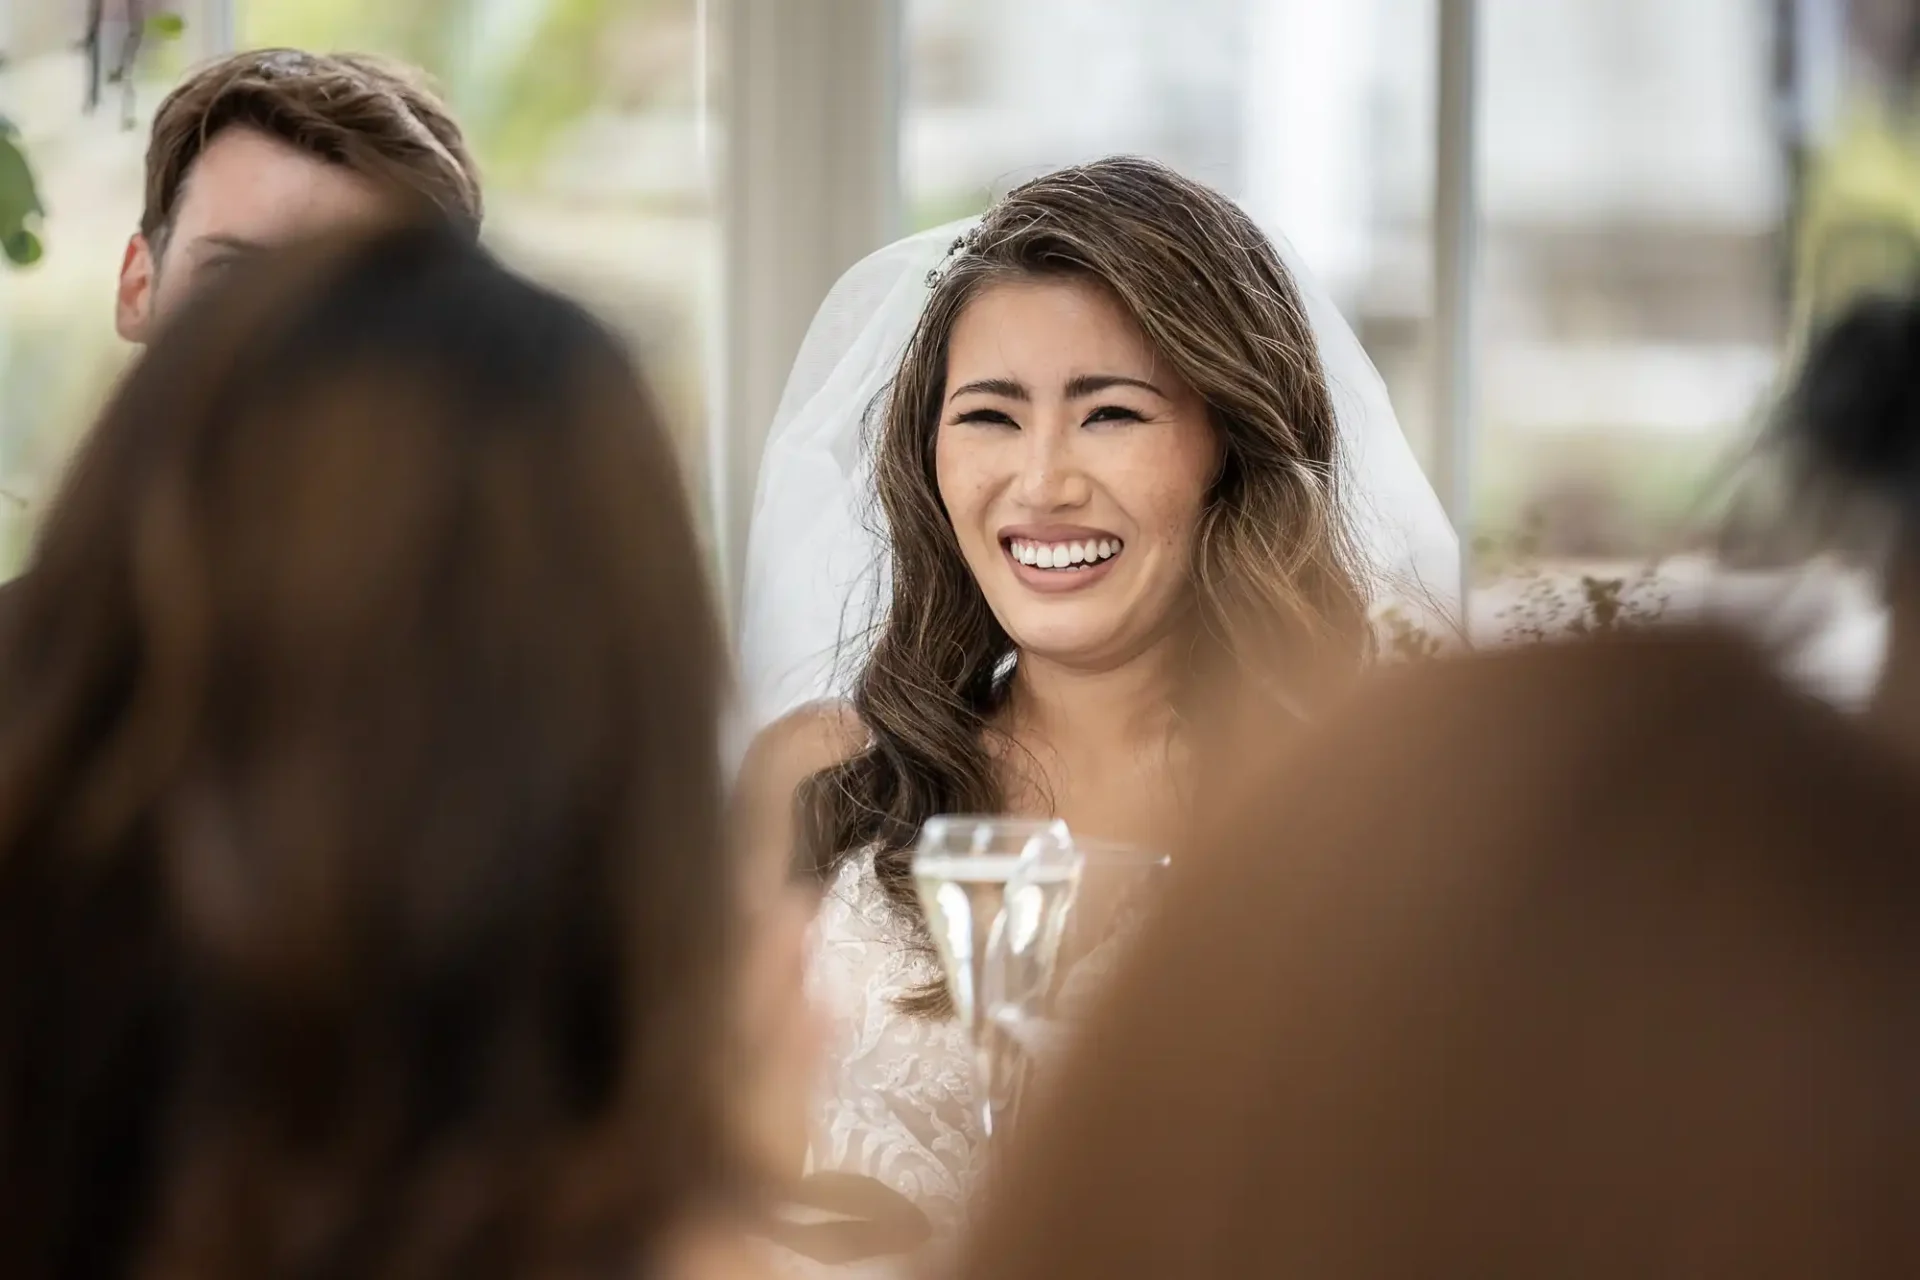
0;226;731;1279
801;156;1373;1013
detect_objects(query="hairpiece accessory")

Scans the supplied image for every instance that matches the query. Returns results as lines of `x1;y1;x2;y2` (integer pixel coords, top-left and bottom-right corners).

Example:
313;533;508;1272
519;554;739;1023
923;227;981;289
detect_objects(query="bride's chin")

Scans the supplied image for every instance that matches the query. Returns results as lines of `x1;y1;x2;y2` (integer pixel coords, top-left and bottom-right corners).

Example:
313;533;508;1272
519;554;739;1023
998;596;1199;678
1003;621;1139;670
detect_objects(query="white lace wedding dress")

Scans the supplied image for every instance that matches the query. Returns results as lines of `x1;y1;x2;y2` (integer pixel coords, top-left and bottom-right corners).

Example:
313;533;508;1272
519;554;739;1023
782;844;1150;1280
803;850;980;1252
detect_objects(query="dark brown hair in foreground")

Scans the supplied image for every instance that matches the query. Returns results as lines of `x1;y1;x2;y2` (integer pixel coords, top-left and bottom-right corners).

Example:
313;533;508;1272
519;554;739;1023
0;226;727;1279
964;632;1920;1278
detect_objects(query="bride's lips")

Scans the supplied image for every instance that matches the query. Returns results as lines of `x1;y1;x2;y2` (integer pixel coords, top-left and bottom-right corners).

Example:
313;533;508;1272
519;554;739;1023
999;524;1124;595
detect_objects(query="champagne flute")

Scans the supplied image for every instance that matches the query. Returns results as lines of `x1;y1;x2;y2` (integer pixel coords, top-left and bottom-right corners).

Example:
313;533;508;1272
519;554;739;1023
980;836;1081;1134
911;816;1073;1137
982;839;1170;1134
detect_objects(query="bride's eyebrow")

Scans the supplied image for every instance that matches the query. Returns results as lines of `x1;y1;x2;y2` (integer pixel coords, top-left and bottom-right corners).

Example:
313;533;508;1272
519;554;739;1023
947;377;1028;403
1065;373;1165;399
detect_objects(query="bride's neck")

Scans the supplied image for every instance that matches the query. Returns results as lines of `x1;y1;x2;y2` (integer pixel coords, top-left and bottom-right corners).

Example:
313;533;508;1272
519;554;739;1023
997;636;1202;851
1006;641;1184;754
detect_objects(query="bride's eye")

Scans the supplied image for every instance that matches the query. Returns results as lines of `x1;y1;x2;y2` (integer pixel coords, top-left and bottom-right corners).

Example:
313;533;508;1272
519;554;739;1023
1083;404;1147;426
953;407;1020;428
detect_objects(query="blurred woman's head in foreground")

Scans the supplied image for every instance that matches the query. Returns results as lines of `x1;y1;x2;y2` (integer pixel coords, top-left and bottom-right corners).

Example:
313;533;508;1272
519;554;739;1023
1771;291;1920;551
0;225;742;1279
965;631;1920;1278
1766;290;1920;747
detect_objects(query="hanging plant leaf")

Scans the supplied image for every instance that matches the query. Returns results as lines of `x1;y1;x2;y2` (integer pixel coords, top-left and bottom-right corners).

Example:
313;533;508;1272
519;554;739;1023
0;118;47;269
3;229;43;267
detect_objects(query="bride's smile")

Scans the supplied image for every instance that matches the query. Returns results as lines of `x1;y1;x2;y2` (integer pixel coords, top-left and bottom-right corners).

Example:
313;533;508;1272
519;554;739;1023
936;275;1220;667
1001;527;1124;590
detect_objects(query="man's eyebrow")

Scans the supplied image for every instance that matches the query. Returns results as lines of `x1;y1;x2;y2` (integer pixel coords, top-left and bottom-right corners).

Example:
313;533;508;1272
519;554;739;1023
193;234;269;256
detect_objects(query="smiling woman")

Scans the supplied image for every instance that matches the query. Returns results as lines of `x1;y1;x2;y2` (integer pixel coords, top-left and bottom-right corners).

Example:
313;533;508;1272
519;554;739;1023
736;155;1390;1269
807;158;1375;922
935;275;1223;665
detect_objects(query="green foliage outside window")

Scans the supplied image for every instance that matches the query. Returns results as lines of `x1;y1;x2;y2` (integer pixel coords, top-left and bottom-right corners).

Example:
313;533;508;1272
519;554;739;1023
0;119;46;267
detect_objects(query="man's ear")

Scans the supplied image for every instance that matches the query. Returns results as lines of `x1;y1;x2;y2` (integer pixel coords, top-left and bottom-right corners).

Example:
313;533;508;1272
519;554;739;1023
115;232;158;344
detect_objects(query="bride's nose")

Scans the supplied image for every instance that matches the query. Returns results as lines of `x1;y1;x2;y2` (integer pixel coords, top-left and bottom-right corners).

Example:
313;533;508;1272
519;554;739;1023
1010;420;1092;511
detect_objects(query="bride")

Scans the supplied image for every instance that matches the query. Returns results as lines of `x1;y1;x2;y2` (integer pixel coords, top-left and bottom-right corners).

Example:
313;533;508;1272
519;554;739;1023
735;156;1458;1259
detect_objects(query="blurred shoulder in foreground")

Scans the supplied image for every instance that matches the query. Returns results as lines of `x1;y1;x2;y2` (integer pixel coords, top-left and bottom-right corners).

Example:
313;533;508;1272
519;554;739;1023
966;629;1920;1279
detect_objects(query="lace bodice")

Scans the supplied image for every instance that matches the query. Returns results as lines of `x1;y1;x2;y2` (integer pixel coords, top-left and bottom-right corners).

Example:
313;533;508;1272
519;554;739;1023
777;847;1150;1277
804;850;980;1244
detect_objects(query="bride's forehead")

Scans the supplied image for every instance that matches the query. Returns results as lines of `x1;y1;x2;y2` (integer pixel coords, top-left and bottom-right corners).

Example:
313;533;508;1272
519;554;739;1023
945;277;1158;373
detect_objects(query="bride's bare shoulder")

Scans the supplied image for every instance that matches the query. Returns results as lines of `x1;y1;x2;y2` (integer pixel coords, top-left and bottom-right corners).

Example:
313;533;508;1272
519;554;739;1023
733;703;868;878
742;702;866;795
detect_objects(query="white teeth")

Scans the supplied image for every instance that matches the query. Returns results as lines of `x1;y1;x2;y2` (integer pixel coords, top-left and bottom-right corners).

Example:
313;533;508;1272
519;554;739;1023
1009;538;1123;570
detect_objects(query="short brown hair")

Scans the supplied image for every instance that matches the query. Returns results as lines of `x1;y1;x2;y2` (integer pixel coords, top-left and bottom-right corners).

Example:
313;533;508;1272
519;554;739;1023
141;49;483;248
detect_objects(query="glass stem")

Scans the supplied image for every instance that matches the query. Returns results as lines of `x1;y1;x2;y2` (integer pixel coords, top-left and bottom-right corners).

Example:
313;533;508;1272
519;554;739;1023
974;1042;995;1139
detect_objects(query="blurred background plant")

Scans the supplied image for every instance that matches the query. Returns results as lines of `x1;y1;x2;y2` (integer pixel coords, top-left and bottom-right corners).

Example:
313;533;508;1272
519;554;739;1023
1479;514;1673;642
0;115;44;266
1375;510;1675;658
0;5;188;270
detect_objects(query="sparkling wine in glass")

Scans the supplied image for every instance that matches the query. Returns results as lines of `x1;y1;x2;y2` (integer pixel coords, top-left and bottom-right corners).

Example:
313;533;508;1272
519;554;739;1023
980;837;1082;1132
982;839;1170;1134
911;816;1072;1136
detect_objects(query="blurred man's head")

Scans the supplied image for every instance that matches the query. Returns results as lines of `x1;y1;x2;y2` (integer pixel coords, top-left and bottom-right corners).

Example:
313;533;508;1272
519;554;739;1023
116;48;482;343
1848;0;1920;94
